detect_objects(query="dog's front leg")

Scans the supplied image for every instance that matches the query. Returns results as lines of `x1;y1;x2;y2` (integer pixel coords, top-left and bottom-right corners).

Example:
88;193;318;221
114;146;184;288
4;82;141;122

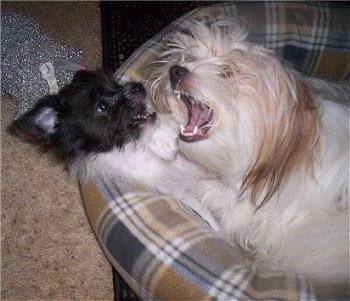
148;114;180;161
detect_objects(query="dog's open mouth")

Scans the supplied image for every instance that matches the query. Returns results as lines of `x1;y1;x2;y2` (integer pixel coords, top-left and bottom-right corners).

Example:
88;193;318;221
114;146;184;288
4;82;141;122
173;90;213;142
133;110;157;125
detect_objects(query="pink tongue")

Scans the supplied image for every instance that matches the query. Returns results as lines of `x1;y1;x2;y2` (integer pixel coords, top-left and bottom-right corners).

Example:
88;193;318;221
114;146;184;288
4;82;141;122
184;99;210;133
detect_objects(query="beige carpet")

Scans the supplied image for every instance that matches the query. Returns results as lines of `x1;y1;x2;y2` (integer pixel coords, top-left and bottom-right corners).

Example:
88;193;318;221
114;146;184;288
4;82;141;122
1;2;113;300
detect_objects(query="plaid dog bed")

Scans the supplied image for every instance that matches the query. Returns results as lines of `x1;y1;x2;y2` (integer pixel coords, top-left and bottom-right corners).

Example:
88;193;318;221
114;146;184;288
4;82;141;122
82;180;315;300
82;2;349;300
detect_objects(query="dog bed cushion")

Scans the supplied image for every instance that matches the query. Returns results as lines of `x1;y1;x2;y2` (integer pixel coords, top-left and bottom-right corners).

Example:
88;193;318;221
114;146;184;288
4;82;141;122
81;2;349;300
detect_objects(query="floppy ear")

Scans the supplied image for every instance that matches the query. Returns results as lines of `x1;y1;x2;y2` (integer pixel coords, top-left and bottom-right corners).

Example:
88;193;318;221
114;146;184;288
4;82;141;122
241;71;319;207
10;95;60;143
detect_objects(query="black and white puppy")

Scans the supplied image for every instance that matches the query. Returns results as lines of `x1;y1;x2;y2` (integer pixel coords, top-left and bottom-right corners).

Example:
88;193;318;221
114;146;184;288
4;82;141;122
12;70;154;160
11;70;220;230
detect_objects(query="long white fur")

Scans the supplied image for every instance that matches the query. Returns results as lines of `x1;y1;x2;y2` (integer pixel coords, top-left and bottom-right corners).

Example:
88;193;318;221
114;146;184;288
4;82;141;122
73;114;221;232
146;18;349;288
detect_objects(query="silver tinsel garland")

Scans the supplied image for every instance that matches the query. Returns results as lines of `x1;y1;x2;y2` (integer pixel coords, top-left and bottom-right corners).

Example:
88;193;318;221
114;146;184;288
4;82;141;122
1;12;84;119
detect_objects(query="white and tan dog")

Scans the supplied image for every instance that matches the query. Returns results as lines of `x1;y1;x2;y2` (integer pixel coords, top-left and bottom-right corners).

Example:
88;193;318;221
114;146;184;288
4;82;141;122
147;18;349;289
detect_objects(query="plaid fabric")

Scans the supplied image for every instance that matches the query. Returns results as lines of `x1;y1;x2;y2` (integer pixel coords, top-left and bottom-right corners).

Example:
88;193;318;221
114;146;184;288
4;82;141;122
81;2;350;300
82;180;316;300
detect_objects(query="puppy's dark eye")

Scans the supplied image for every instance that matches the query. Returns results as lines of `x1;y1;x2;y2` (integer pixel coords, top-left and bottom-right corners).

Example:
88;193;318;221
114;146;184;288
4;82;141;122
96;100;108;113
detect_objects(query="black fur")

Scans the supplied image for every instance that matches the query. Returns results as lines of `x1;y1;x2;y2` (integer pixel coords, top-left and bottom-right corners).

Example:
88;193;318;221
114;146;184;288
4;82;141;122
10;70;156;163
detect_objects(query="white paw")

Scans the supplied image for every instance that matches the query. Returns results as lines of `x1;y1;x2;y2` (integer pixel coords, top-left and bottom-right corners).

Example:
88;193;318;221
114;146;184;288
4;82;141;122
148;114;179;161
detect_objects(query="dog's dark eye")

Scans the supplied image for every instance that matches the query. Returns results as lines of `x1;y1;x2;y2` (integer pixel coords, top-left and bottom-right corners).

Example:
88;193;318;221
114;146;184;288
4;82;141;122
96;100;108;113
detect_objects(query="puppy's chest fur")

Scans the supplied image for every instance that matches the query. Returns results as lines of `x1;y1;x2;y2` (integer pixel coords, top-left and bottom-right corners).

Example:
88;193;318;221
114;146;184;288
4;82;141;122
80;144;174;189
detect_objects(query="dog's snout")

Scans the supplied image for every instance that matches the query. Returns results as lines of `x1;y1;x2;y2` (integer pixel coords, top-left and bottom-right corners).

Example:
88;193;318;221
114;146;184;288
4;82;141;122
169;65;189;84
126;82;146;106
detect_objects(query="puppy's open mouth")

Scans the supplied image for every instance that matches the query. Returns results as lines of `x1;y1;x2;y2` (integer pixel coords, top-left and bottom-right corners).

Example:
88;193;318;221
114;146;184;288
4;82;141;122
133;110;157;125
173;90;213;142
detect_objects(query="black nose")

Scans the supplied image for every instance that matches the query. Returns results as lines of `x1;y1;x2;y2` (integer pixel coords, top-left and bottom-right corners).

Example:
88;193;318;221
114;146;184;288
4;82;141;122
129;82;146;95
126;82;146;106
169;65;189;85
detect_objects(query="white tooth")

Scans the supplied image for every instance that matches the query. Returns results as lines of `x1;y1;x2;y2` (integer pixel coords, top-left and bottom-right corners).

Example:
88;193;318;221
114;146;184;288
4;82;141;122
180;125;193;136
193;126;198;134
183;132;193;137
